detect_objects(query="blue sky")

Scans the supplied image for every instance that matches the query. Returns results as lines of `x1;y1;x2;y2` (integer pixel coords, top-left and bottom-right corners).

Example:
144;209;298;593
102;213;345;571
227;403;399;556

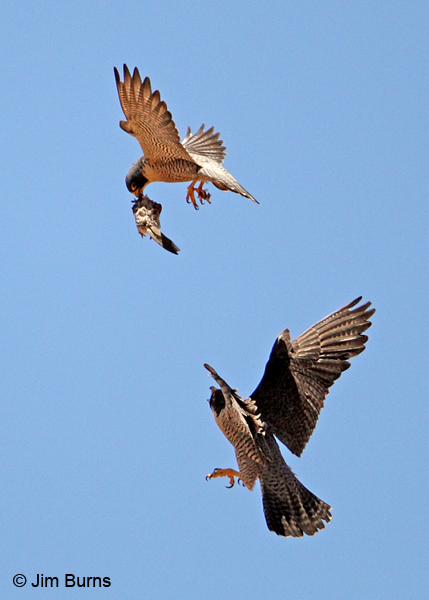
1;1;428;598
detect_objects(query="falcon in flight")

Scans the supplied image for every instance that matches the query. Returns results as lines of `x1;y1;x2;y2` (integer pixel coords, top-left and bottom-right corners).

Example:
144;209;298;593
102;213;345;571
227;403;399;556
114;65;258;209
205;297;375;537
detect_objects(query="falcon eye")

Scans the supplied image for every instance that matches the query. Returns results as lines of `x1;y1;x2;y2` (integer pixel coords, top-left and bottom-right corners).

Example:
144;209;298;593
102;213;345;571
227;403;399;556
131;182;137;191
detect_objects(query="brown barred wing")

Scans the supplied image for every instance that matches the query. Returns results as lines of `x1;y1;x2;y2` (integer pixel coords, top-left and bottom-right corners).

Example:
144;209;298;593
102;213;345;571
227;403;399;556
251;298;375;457
114;65;195;163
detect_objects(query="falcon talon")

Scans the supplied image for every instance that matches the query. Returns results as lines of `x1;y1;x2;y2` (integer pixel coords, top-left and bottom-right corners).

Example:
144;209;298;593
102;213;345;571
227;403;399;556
186;189;200;210
204;467;241;489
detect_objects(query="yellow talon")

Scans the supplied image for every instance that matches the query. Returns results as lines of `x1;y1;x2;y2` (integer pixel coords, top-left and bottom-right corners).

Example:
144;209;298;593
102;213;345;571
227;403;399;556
186;180;199;209
196;181;211;203
186;181;211;209
205;468;242;488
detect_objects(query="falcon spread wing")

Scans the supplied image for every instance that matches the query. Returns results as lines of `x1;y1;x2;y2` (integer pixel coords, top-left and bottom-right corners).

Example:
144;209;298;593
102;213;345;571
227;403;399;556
114;65;195;164
251;297;375;456
182;125;227;165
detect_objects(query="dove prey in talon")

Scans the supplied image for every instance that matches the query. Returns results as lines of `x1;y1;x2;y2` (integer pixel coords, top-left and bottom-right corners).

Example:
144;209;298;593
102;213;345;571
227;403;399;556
114;65;258;209
132;195;180;255
205;297;375;538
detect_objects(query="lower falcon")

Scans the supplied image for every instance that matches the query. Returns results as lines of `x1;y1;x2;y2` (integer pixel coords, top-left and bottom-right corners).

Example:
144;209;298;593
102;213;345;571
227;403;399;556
114;65;258;209
205;297;375;537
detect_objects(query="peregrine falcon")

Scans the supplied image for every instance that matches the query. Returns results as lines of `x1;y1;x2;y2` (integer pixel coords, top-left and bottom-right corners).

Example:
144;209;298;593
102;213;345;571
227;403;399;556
114;65;258;209
205;297;375;537
132;195;180;254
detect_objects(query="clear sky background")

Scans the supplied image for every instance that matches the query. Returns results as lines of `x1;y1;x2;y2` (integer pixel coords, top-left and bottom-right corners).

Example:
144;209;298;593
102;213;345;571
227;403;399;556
1;1;428;598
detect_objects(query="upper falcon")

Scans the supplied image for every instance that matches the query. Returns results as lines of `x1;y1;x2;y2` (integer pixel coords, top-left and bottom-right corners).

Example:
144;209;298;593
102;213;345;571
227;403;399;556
114;65;258;209
205;297;375;537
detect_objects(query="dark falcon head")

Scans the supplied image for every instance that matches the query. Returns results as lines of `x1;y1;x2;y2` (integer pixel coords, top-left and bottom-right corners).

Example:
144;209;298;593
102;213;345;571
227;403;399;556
208;386;226;417
125;158;149;197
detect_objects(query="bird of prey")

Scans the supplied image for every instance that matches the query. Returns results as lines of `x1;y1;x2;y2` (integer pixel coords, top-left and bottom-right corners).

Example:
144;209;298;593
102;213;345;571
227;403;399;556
205;297;375;537
132;195;180;255
114;65;258;209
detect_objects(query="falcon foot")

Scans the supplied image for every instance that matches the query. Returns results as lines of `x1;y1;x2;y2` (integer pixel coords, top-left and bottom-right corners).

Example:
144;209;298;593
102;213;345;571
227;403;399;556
205;468;243;488
186;181;211;209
